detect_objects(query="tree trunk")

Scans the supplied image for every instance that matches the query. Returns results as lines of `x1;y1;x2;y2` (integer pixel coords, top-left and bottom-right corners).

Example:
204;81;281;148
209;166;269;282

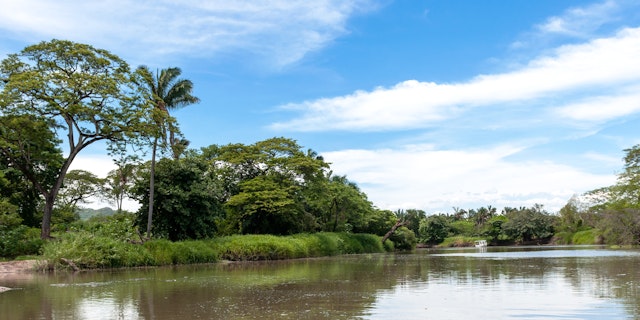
40;195;54;239
146;137;157;239
40;152;76;239
381;220;408;243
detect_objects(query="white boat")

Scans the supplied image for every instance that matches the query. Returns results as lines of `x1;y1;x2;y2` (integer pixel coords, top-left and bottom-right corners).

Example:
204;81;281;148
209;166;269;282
474;240;487;247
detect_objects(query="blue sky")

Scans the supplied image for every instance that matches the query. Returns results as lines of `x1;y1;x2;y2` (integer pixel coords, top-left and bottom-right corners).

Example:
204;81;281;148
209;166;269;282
2;0;640;213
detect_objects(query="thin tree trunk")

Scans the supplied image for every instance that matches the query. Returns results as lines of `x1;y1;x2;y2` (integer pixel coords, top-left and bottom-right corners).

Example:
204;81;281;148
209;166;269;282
381;220;408;243
146;137;157;239
41;195;54;239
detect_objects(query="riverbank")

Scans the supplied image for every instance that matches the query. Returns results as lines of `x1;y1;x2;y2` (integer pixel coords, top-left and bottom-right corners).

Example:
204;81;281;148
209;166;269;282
0;260;39;274
35;232;392;271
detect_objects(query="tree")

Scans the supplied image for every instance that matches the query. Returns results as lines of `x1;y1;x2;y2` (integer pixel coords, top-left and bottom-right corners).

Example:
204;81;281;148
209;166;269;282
136;66;200;239
308;174;374;233
0;39;151;238
225;174;303;235
502;205;555;243
58;169;103;213
132;156;223;241
418;214;450;245
204;137;330;235
578;145;640;244
103;163;136;213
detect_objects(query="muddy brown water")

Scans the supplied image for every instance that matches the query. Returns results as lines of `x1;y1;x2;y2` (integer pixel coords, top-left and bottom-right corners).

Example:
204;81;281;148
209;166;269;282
1;246;639;319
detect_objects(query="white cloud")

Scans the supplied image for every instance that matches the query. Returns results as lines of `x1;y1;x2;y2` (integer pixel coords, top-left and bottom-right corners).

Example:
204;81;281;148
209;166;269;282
535;0;620;37
272;27;640;131
0;0;375;67
554;89;640;122
68;156;117;179
322;144;616;213
68;156;141;212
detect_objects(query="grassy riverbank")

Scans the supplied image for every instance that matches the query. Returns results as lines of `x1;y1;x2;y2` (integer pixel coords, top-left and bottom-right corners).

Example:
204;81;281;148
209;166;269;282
40;232;392;270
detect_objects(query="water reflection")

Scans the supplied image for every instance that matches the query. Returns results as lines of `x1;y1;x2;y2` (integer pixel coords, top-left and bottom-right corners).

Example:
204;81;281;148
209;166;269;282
1;247;639;319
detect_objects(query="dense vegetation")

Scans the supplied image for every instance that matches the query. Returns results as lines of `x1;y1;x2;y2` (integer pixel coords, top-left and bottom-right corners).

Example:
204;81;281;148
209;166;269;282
2;40;640;267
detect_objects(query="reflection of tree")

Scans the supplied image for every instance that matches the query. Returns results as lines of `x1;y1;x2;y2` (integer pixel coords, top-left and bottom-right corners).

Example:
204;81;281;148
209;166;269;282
2;252;639;319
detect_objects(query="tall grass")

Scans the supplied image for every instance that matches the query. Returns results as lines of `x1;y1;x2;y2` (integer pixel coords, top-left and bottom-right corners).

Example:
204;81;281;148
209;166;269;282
41;232;388;270
440;236;485;247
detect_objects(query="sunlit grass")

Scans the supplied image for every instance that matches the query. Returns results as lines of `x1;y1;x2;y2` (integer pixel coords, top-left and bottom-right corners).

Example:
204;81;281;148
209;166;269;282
41;232;388;270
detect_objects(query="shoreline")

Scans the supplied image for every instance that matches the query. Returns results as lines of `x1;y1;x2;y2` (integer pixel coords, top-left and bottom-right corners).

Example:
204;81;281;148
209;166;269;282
0;260;39;274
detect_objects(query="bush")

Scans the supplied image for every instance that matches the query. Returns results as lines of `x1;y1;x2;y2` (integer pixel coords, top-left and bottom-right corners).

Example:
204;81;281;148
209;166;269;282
440;236;483;247
41;232;387;270
42;231;153;269
572;229;603;245
389;226;417;250
553;231;573;245
0;225;43;258
419;215;450;245
214;233;385;261
450;220;476;236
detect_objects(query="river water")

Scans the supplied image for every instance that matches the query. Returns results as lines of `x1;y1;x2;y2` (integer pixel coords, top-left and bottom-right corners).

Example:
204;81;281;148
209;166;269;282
1;246;639;319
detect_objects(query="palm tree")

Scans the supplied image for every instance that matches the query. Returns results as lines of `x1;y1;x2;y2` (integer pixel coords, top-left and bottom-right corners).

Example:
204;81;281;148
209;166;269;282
136;66;200;239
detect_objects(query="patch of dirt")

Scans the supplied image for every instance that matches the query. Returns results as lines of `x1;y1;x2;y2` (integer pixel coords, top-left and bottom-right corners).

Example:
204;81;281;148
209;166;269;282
0;260;39;274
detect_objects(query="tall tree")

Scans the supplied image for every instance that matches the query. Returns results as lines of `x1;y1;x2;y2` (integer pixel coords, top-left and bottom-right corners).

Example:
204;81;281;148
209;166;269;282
0;39;151;238
204;137;329;234
136;66;199;239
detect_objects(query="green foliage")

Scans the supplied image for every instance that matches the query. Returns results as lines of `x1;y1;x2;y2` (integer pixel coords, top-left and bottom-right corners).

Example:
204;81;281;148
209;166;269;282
103;164;137;213
395;209;426;236
481;215;509;243
304;174;375;233
133;157;224;241
42;231;153;269
58;170;103;213
572;229;603;245
1;39;155;238
215;233;385;261
502;205;556;243
0;225;43;258
225;175;302;235
362;209;397;236
575;145;640;245
418;214;450;244
205;137;374;236
388;226;417;250
450;220;476;236
440;236;483;247
216;234;309;260
0;197;22;228
80;212;141;242
0;166;42;227
596;208;640;245
137;240;219;265
38;231;386;270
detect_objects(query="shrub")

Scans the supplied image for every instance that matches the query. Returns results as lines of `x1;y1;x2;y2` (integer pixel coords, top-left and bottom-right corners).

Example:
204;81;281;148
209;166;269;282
0;225;43;258
389;226;417;250
42;231;153;269
440;236;483;247
419;215;450;245
215;233;385;261
450;220;476;236
572;229;602;245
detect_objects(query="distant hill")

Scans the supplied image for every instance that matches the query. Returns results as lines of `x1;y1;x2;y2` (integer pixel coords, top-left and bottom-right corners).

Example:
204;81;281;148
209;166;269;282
77;207;117;220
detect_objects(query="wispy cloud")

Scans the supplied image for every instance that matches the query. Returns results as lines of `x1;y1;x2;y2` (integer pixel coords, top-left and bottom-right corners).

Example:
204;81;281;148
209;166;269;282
554;89;640;122
271;27;640;131
0;0;376;67
535;0;621;37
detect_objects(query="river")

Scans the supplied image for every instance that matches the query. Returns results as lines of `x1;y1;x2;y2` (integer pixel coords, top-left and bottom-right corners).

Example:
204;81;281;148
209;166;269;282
1;246;639;319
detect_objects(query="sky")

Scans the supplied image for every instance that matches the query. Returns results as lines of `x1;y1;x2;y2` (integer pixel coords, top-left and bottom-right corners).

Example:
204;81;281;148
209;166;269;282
2;0;640;214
